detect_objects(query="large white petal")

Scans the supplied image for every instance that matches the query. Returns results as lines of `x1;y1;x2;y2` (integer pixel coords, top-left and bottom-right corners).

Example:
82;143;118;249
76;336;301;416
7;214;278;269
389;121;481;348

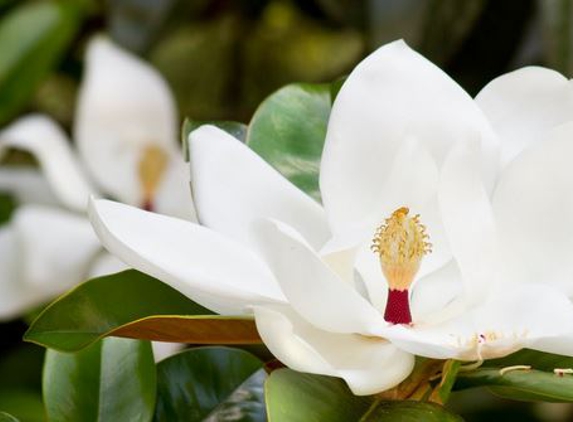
75;36;179;207
251;219;386;336
320;39;498;232
254;305;415;395
0;206;102;320
0;115;94;211
190;125;329;251
410;260;464;325
439;141;499;300
0;167;59;206
492;122;573;296
153;154;197;221
476;67;573;166
88;198;285;315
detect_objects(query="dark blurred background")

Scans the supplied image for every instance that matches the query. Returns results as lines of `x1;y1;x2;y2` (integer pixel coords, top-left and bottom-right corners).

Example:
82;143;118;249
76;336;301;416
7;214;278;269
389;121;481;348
0;0;570;129
0;1;572;421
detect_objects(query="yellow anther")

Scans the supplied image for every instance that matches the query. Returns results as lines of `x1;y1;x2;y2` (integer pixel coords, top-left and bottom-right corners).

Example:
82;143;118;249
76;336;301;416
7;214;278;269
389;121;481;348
371;207;432;291
138;145;168;206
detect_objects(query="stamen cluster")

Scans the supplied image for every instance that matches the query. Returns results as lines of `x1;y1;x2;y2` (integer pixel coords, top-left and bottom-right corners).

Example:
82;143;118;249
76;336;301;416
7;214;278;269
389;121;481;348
371;207;431;290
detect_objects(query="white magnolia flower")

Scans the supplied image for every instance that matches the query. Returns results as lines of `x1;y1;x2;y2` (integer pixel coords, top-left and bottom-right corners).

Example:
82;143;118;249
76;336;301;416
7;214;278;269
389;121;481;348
89;40;573;395
0;36;195;321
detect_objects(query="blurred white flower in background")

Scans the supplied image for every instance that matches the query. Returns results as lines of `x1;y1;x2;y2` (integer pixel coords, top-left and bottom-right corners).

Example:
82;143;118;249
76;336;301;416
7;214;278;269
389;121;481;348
0;36;195;325
89;40;573;395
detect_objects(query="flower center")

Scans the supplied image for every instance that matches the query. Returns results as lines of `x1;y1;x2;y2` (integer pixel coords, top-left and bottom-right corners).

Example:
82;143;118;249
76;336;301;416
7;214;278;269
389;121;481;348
138;145;168;211
371;207;431;325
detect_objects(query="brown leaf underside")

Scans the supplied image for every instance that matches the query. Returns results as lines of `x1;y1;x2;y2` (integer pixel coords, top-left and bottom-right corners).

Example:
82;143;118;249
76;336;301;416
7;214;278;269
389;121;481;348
111;316;263;344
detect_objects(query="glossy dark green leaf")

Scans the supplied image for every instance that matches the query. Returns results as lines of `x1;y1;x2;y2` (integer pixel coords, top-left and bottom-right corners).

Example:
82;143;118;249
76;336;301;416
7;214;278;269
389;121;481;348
0;390;43;422
0;1;83;125
182;118;248;161
486;348;573;372
266;369;462;421
265;369;372;421
25;270;261;352
456;349;573;402
247;83;331;201
43;337;156;421
361;401;463;421
0;412;19;422
155;346;266;421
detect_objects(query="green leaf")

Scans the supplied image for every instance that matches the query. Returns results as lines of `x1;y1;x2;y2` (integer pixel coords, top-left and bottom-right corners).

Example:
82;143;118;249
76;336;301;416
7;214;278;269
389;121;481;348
0;1;83;125
0;390;44;422
0;412;19;422
155;346;266;421
43;337;156;421
265;369;372;421
456;349;573;402
25;270;261;352
182;118;247;161
360;401;463;421
0;413;19;422
247;83;331;201
266;369;462;421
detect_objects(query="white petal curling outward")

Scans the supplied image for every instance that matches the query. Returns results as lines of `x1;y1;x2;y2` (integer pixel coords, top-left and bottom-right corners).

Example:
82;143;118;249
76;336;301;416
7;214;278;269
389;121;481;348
88;198;285;315
0;206;102;320
153;154;197;221
475;283;573;359
0;114;95;211
75;36;179;207
492;122;573;297
189;125;330;251
0;227;52;320
0;167;59;207
254;305;415;395
476;67;573;167
384;283;573;361
438;140;500;301
12;205;102;290
251;218;386;336
320;39;498;234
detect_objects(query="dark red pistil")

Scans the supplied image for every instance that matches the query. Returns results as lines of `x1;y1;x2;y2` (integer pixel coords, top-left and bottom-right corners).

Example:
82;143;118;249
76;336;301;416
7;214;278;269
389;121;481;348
384;289;412;325
142;199;154;212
